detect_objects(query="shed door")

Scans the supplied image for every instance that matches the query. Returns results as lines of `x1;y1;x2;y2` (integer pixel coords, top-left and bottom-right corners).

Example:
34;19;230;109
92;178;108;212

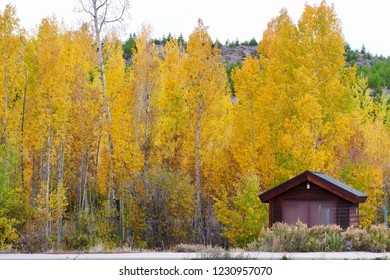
282;201;309;225
282;201;336;227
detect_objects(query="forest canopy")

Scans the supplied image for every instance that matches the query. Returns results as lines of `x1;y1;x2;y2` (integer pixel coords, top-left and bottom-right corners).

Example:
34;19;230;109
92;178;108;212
0;1;389;252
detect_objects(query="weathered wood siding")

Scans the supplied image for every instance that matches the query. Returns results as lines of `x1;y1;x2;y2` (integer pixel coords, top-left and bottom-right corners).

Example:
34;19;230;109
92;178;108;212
268;182;357;228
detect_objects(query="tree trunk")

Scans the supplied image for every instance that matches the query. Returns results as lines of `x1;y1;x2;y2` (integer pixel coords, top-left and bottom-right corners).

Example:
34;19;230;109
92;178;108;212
57;140;65;251
92;134;101;214
82;154;89;210
78;149;85;211
2;65;9;189
143;81;150;193
120;183;125;244
92;1;115;211
45;131;53;240
20;68;28;190
3;64;9;144
250;99;255;169
39;148;44;182
30;154;35;204
195;102;205;244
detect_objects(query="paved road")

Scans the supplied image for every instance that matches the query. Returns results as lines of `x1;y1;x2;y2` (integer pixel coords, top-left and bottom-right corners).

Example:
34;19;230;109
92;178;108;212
0;251;389;260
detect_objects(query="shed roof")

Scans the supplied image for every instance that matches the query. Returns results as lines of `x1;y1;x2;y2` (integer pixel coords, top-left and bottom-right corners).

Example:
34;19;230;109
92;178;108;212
259;171;368;204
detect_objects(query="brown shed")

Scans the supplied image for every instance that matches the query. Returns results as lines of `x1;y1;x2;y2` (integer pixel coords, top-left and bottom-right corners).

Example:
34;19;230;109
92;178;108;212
259;171;367;229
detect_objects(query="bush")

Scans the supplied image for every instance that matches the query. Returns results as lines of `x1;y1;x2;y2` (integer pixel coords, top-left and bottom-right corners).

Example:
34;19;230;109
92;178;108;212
368;224;389;252
18;222;47;253
305;224;344;252
343;225;390;252
256;223;389;252
258;222;346;252
172;243;208;252
0;216;18;251
259;221;310;252
343;227;371;251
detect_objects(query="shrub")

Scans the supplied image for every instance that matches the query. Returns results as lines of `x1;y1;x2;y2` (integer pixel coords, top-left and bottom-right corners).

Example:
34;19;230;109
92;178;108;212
304;224;344;252
18;222;47;253
254;223;390;252
325;232;344;252
258;222;346;252
0;216;18;251
259;221;310;252
172;243;208;252
368;224;389;252
343;227;371;251
63;233;93;251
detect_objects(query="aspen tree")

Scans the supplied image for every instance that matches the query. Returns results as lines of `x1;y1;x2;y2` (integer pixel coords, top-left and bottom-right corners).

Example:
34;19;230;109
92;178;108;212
79;0;130;209
184;19;231;244
0;5;25;250
156;38;195;246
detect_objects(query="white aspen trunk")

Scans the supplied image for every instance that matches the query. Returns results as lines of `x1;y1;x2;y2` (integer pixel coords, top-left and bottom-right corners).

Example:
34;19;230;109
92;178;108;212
78;150;85;211
143;80;150;193
45;131;53;240
57;140;65;251
120;184;125;244
250;99;255;168
39;147;44;182
21;68;28;190
92;134;101;214
82;155;89;210
30;154;35;203
4;64;9;143
195;102;205;244
2;65;9;190
93;1;115;209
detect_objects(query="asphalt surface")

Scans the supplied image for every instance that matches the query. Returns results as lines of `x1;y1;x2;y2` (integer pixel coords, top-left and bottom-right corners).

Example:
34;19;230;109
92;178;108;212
0;251;389;260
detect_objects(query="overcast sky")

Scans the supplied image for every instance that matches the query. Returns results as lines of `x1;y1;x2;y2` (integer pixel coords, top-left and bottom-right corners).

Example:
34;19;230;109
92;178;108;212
1;0;390;56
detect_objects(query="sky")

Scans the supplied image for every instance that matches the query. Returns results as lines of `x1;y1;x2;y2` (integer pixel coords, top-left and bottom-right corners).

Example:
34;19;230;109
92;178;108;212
1;0;390;56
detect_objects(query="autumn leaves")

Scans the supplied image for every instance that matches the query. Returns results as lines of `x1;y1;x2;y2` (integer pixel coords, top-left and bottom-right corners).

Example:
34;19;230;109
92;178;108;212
0;1;389;251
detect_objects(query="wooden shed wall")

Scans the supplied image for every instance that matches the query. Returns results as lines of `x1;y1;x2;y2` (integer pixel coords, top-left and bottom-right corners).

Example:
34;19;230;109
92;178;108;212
268;182;358;228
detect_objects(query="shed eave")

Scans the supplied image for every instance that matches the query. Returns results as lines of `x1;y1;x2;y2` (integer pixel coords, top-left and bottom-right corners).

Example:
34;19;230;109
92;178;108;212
258;171;368;204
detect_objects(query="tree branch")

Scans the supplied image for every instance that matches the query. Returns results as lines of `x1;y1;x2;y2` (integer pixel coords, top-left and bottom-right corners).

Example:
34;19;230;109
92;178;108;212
99;4;109;33
80;0;130;34
96;0;109;11
105;0;128;24
79;0;95;18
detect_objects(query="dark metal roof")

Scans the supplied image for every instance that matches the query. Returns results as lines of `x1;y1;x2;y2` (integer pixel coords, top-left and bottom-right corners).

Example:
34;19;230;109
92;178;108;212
311;172;367;198
259;170;368;204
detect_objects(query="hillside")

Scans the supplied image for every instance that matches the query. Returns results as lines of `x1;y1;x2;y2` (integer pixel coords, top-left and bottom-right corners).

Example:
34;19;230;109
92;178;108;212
124;37;390;93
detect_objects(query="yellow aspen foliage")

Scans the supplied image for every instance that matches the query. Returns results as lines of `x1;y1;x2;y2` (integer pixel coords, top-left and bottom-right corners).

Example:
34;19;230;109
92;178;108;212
0;9;27;246
22;18;63;205
258;3;358;180
183;19;232;242
257;9;301;180
62;24;102;213
294;1;359;174
115;25;162;246
231;57;275;188
0;4;25;206
156;38;188;170
297;1;347;115
157;38;195;240
359;105;390;226
1;1;390;251
214;175;267;247
99;32;126;195
0;4;25;143
127;25;160;173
